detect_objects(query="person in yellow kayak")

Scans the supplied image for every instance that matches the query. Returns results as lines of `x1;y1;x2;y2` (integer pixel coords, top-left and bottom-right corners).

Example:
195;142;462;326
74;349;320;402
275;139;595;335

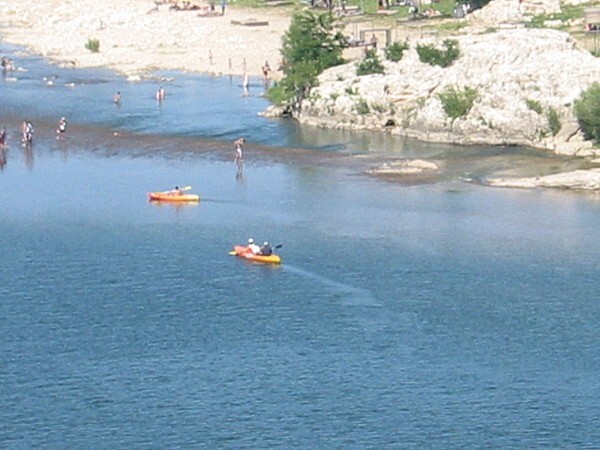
247;238;261;254
259;242;272;256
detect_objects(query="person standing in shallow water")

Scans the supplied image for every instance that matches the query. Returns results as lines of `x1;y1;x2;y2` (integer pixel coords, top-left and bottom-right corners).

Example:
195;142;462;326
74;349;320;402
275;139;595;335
56;117;67;140
22;121;33;145
234;137;245;166
156;86;166;102
0;126;7;149
113;91;121;105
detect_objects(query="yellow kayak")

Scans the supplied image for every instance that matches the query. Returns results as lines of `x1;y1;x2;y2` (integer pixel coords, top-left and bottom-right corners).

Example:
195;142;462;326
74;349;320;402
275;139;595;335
148;191;200;202
232;245;282;264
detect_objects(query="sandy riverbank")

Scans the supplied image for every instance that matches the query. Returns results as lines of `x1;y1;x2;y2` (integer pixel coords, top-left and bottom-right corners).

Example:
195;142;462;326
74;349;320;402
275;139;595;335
0;0;291;79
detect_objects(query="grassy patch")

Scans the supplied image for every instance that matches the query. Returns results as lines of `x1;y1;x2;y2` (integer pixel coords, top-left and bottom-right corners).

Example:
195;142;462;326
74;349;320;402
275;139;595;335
526;3;586;28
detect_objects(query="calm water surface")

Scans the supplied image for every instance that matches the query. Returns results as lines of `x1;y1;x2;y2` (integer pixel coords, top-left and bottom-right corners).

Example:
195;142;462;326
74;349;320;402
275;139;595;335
1;44;599;448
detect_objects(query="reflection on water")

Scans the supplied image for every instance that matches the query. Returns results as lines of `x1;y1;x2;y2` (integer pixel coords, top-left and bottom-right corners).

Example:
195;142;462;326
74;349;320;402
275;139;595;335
22;142;33;169
0;146;6;171
235;160;245;182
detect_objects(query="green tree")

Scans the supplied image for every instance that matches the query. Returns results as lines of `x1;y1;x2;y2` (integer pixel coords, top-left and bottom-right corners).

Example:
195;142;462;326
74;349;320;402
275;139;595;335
574;82;600;142
268;11;346;105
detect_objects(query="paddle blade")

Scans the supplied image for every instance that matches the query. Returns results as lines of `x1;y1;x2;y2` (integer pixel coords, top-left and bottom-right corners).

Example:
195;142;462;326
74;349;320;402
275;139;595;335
228;251;237;256
182;186;192;191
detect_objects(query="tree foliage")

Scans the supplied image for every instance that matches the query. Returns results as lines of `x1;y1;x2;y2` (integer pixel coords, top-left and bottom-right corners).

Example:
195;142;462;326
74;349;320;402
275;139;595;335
574;82;600;142
268;11;346;105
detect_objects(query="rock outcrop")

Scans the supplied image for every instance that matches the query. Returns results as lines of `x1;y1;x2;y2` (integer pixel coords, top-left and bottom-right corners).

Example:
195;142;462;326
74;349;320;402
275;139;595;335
485;168;600;189
292;28;600;157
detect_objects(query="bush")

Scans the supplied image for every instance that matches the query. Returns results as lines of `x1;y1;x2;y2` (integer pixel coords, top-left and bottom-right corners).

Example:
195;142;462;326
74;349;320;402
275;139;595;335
526;99;543;115
546;107;561;136
355;98;370;115
356;49;384;76
384;41;409;62
574;82;600;142
85;38;100;53
416;39;460;68
438;86;477;120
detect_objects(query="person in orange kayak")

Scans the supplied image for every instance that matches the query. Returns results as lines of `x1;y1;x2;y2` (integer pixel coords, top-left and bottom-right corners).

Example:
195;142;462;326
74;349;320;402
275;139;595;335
247;238;260;254
170;186;183;196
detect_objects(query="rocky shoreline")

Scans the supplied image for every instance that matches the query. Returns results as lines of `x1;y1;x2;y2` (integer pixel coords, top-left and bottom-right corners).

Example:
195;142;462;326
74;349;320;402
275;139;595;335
266;26;600;190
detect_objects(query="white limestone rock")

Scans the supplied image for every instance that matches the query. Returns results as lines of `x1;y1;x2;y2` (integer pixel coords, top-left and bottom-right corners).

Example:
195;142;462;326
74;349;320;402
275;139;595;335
296;28;600;157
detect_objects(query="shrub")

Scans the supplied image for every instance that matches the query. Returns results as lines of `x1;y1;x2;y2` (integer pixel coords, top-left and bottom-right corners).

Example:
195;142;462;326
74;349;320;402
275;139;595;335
546;107;561;136
574;83;600;141
526;99;543;115
372;102;387;113
85;38;100;53
355;98;370;115
356;49;384;76
416;39;460;68
438;86;477;120
384;41;409;62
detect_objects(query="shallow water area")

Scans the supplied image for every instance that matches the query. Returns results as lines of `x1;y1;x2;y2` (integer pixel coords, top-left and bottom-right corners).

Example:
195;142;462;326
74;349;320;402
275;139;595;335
1;43;600;448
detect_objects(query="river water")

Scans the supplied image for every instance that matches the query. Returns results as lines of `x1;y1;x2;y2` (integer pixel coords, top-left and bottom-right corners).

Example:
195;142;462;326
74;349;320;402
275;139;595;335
1;44;599;448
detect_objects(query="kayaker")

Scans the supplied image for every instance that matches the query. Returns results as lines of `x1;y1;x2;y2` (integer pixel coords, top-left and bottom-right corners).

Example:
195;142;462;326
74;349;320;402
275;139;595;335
170;186;183;196
247;238;260;254
259;242;272;256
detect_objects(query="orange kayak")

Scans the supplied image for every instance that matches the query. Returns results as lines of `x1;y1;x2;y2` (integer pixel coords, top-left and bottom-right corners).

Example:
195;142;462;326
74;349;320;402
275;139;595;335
148;192;200;202
232;245;282;265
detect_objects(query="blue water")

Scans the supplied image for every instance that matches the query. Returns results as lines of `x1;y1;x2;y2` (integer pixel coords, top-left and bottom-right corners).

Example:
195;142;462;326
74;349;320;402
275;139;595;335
1;44;599;448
